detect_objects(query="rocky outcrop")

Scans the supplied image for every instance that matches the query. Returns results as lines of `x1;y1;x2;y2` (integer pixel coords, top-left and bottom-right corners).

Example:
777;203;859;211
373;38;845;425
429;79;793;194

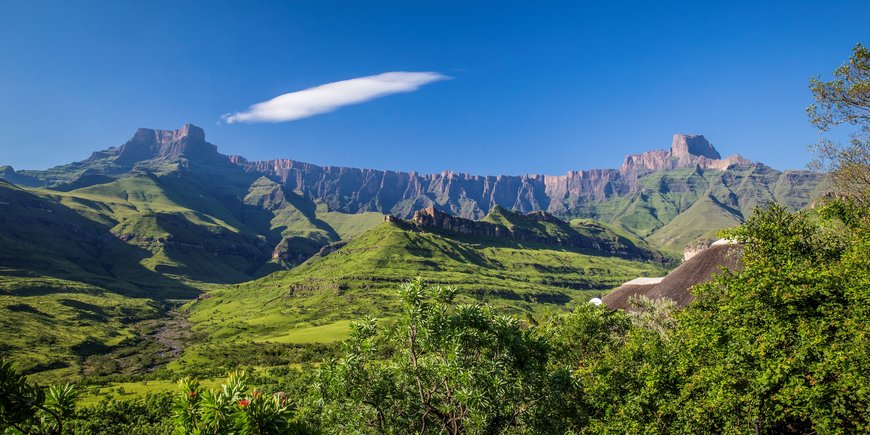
671;134;720;159
316;241;348;257
115;124;217;165
407;206;661;261
2;126;823;255
271;236;324;267
412;206;511;238
0;166;41;187
619;134;750;175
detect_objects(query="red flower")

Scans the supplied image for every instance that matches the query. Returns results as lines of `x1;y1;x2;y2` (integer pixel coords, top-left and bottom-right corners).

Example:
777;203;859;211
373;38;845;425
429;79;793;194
239;399;250;407
188;391;198;397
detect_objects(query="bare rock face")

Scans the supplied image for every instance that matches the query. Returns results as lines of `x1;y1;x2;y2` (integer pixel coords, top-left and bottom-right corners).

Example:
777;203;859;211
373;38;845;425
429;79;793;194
670;134;721;159
116;124;215;165
619;134;750;175
412;206;510;238
0;166;40;187
92;128;767;223
406;206;664;261
231;131;756;220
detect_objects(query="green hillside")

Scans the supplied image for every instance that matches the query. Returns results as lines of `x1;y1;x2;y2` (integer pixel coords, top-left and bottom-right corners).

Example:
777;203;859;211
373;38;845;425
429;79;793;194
0;180;197;381
646;196;744;250
0;171;386;380
182;219;668;362
570;167;710;242
567;165;824;252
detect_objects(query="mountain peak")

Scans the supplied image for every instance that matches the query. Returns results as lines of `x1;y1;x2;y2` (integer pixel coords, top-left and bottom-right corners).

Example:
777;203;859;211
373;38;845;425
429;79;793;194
117;124;213;165
670;134;721;159
132;123;205;145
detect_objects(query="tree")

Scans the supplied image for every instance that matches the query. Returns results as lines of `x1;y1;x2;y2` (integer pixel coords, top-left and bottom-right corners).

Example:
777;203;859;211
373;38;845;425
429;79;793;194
318;278;551;434
667;205;870;433
808;43;870;205
808;43;870;133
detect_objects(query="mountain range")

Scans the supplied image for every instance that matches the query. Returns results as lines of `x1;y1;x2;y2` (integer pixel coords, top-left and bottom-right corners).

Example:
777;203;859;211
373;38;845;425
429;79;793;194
0;124;824;379
2;124;823;254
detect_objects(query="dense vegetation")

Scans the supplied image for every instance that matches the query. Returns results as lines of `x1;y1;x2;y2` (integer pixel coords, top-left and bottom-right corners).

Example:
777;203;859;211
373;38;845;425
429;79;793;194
2;195;868;433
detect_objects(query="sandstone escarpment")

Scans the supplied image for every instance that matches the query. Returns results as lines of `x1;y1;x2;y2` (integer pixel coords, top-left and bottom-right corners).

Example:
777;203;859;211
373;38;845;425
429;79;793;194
620;134;750;174
411;206;511;238
230;133;754;220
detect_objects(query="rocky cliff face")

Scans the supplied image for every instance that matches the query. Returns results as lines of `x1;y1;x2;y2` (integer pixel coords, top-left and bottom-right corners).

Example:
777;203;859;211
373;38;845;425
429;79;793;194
620;134;750;174
230;133;755;219
411;206;512;238
671;134;720;159
116;124;216;165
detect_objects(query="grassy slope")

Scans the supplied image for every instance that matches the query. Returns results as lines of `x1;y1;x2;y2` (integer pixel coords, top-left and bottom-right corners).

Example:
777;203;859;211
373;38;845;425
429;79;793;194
40;173;268;282
316;203;385;240
647;196;743;250
184;221;668;353
574;166;822;252
483;205;575;239
0;154;821;384
0;172;385;380
0;276;163;383
575;168;709;242
569;217;661;254
0;180;191;382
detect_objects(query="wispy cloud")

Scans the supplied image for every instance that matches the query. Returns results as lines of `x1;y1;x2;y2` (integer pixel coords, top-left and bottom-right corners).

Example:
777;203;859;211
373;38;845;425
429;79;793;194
221;71;449;124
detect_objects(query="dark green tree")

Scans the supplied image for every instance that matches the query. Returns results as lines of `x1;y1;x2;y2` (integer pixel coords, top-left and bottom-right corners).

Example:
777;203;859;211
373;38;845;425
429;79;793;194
666;205;869;433
317;278;551;434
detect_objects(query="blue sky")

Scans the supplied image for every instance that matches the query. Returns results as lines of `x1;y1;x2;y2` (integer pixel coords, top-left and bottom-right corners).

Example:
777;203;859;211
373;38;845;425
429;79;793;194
1;1;868;174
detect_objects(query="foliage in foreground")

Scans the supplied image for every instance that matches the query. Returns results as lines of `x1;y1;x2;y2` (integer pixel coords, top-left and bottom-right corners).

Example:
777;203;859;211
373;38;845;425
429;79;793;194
0;359;77;434
310;202;869;434
171;371;294;434
1;43;868;434
314;278;550;434
808;42;870;206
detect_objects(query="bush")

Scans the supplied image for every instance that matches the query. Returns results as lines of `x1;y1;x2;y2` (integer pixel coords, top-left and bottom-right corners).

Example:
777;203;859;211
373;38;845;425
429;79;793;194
171;370;295;434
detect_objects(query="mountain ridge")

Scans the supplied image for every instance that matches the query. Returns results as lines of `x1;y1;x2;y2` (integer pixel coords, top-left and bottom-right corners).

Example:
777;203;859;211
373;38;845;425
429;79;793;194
1;124;824;252
227;132;757;219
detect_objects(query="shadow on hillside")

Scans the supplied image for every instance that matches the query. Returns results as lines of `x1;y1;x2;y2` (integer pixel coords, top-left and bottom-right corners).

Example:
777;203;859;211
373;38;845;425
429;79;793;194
0;182;201;300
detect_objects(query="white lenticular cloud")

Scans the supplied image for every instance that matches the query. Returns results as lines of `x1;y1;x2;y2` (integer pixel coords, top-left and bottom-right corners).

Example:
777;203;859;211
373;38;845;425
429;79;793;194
221;71;449;124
